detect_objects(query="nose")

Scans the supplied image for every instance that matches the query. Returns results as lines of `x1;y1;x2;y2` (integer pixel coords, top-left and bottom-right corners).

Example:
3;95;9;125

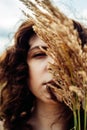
47;55;54;70
48;55;54;64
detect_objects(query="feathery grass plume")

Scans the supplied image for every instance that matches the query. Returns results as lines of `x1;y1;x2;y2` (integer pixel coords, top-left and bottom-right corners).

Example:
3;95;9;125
19;0;87;129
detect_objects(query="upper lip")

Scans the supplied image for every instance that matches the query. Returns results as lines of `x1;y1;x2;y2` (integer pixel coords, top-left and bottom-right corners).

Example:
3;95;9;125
44;80;60;89
44;80;57;86
43;80;53;84
46;80;54;84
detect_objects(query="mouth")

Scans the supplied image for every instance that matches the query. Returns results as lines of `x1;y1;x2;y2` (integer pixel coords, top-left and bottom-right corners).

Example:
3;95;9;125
45;80;59;88
43;80;59;101
43;80;63;102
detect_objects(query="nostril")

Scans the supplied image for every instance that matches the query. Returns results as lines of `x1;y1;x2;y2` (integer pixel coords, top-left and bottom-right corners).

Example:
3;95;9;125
48;67;52;71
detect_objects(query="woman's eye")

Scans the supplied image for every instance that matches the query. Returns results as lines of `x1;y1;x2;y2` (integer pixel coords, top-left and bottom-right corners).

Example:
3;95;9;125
33;53;46;58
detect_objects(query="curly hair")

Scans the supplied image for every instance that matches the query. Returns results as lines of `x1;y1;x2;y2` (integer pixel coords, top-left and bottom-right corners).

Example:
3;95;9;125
0;20;36;130
0;19;87;130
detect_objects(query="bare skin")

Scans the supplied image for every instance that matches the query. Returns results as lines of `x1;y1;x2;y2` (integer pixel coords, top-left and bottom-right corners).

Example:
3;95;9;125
27;35;69;130
28;100;68;130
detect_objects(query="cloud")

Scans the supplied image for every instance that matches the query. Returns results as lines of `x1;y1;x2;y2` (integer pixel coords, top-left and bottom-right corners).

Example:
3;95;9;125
0;0;87;54
76;9;87;26
81;9;87;19
0;0;24;29
0;37;10;54
0;0;25;53
53;0;87;26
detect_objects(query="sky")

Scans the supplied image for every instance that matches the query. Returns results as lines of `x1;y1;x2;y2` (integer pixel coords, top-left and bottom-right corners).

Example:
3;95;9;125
0;0;87;54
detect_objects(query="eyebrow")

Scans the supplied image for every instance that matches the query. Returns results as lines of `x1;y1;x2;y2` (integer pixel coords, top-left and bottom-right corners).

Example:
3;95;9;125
29;46;48;52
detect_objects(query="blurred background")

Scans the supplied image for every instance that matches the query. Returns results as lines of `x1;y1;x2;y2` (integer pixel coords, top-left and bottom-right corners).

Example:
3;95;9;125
0;0;87;54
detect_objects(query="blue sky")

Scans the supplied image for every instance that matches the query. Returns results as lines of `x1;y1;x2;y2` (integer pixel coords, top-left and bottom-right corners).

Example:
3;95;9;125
0;0;87;54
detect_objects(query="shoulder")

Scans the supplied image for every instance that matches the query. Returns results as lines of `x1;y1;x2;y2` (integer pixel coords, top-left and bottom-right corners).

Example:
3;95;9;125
0;121;4;130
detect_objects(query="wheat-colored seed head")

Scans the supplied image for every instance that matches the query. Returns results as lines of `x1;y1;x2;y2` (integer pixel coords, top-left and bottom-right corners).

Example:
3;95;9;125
19;0;87;111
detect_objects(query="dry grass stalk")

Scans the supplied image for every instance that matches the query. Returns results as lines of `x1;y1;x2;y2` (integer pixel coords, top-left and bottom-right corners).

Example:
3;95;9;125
19;0;87;112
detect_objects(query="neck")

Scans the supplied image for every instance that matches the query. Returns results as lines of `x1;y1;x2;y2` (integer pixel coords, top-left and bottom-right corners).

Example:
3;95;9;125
35;99;64;119
30;99;69;130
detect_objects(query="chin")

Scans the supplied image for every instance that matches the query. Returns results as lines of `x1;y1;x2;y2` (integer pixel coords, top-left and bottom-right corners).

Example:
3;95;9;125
43;96;57;104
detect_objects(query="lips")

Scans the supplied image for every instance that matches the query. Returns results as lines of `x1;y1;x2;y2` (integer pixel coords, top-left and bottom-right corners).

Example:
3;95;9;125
43;80;63;102
47;88;57;101
46;80;59;88
43;80;59;101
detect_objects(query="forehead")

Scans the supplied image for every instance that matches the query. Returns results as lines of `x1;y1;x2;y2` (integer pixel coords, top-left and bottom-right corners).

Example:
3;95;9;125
29;35;47;49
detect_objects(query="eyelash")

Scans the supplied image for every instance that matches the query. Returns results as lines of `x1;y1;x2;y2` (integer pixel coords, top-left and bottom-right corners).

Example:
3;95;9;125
33;52;47;58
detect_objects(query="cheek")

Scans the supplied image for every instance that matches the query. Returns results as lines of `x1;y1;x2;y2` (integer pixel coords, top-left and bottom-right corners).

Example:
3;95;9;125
29;61;46;80
28;62;42;91
27;59;49;94
28;66;43;98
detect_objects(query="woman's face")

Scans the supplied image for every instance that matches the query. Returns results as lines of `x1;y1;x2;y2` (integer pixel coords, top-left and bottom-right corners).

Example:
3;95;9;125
27;35;55;103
